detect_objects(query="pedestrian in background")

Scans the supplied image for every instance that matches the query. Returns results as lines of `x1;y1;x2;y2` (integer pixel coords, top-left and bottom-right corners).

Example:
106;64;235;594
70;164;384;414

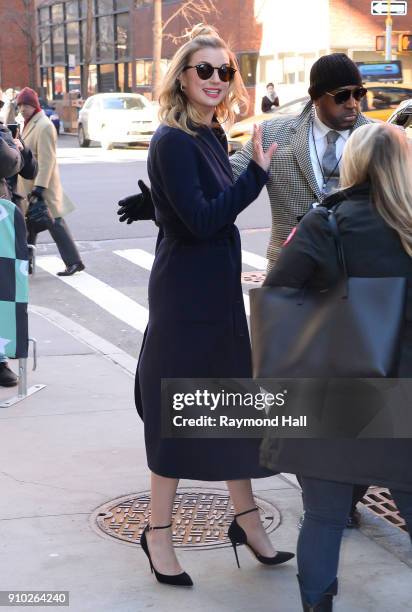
16;87;84;276
134;24;293;588
261;82;279;113
261;122;412;611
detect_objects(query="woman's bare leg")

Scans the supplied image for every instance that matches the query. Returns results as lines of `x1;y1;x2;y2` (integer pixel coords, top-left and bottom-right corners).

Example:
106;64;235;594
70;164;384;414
226;479;277;557
147;472;182;574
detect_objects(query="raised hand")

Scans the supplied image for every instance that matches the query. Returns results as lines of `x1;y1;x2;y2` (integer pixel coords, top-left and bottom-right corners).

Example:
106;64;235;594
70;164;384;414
117;179;155;223
252;124;277;173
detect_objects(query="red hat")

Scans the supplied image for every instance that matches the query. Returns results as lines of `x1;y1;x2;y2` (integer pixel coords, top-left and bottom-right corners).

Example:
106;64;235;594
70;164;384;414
16;87;41;112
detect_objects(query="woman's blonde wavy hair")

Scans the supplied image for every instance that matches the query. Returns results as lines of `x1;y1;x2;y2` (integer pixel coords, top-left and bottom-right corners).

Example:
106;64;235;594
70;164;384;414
158;24;249;135
340;122;412;256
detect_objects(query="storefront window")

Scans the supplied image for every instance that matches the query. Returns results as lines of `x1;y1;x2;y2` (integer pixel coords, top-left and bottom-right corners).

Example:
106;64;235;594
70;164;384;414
98;15;114;61
53;24;66;64
86;64;98;95
96;0;113;14
115;12;129;59
53;66;67;99
115;0;130;9
136;59;152;86
41;68;53;101
69;66;82;94
66;0;80;20
66;21;80;64
99;64;116;92
117;63;131;92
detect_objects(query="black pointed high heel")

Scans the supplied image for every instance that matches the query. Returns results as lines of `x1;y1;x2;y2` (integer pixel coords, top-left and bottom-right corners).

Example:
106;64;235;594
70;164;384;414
140;523;193;587
227;507;295;568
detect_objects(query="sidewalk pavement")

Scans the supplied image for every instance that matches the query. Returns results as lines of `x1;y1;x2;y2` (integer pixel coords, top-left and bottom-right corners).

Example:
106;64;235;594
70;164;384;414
0;307;411;612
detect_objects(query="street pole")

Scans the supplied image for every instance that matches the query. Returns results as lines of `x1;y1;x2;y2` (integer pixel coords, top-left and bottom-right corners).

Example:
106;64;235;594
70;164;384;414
385;0;393;60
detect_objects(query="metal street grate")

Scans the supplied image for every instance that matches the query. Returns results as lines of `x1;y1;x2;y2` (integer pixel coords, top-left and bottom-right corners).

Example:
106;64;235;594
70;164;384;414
92;487;280;549
361;487;407;533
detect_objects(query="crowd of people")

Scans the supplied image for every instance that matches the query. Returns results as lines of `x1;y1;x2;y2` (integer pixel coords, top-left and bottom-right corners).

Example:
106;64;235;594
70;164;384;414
0;87;83;387
117;25;412;612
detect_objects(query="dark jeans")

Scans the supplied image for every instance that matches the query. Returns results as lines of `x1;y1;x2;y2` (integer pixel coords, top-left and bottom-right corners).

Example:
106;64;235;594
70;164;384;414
298;477;412;605
297;475;368;514
28;217;81;267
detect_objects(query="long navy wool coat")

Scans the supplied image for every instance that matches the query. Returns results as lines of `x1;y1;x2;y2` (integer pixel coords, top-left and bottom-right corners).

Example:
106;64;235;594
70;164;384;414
135;121;273;480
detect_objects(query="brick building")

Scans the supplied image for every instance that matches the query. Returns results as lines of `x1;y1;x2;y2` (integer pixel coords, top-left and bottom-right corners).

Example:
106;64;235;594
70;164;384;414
29;0;412;113
0;0;36;90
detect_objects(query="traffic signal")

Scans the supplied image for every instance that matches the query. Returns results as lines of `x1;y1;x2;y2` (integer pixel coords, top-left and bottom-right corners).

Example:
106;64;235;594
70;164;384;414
399;34;412;51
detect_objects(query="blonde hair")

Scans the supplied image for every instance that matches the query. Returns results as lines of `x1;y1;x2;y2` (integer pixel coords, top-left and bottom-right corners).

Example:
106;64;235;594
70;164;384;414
340;122;412;256
158;24;249;135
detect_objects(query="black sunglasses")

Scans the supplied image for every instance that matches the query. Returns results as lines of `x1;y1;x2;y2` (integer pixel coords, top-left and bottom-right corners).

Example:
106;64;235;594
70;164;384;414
182;62;236;82
326;87;368;104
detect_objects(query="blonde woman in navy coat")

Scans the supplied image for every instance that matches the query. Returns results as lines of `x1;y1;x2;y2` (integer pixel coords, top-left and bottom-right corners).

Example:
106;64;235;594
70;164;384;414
136;25;294;586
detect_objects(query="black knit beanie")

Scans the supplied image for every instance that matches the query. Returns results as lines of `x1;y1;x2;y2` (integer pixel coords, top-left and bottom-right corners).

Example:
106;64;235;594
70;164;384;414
308;53;362;100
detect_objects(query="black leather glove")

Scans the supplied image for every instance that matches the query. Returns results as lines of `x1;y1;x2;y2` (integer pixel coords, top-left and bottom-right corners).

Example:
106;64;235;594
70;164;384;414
117;179;155;224
30;185;46;199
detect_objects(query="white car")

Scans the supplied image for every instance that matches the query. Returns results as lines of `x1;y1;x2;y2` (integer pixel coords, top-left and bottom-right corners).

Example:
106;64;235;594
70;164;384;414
78;92;159;149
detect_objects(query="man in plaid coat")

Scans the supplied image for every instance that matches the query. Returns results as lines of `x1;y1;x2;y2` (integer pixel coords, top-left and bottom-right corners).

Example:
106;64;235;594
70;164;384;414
230;53;371;269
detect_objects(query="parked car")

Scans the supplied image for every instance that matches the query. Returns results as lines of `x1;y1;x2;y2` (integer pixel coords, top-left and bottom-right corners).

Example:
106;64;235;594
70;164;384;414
38;98;61;134
227;85;412;152
387;98;412;135
77;92;159;149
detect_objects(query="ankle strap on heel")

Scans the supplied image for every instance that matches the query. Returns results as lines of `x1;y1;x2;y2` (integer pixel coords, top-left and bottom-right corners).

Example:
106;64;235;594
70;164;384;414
234;507;258;519
148;523;172;531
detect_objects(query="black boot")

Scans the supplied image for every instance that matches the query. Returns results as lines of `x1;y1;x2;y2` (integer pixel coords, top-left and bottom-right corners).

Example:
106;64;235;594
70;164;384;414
0;362;18;387
297;575;337;611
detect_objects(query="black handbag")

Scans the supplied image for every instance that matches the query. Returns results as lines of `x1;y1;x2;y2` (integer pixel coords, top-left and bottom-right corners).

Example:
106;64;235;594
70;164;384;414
250;210;407;379
26;192;54;233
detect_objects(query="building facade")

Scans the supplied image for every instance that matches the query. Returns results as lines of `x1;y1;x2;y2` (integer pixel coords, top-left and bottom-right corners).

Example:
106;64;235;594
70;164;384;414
0;0;35;91
32;0;412;113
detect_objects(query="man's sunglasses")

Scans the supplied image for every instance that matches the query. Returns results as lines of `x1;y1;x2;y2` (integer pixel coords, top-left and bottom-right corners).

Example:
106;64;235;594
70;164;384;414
325;87;368;104
182;63;237;82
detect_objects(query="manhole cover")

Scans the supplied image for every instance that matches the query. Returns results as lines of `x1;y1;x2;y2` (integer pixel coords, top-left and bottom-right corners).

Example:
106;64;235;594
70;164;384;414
92;487;281;549
241;271;266;284
361;487;408;533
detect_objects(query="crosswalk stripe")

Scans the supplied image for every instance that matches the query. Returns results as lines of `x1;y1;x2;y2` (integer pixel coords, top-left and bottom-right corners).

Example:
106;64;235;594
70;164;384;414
36;255;149;333
113;248;154;271
113;248;251;315
242;249;268;270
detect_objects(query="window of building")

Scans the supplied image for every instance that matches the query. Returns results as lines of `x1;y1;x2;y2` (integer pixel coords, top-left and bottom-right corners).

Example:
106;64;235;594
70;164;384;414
53;66;67;99
117;62;131;91
97;15;115;61
135;59;152;86
99;63;116;91
66;0;79;20
238;53;258;87
81;19;97;63
66;21;81;65
115;12;129;59
115;0;130;8
39;6;50;24
52;3;64;23
96;0;114;14
68;66;82;93
40;27;52;65
52;24;66;64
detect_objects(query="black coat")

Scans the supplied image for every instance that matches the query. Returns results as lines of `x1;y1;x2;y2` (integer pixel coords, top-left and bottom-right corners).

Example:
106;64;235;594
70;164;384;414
135;122;273;480
261;95;279;113
0;127;23;200
260;183;412;492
